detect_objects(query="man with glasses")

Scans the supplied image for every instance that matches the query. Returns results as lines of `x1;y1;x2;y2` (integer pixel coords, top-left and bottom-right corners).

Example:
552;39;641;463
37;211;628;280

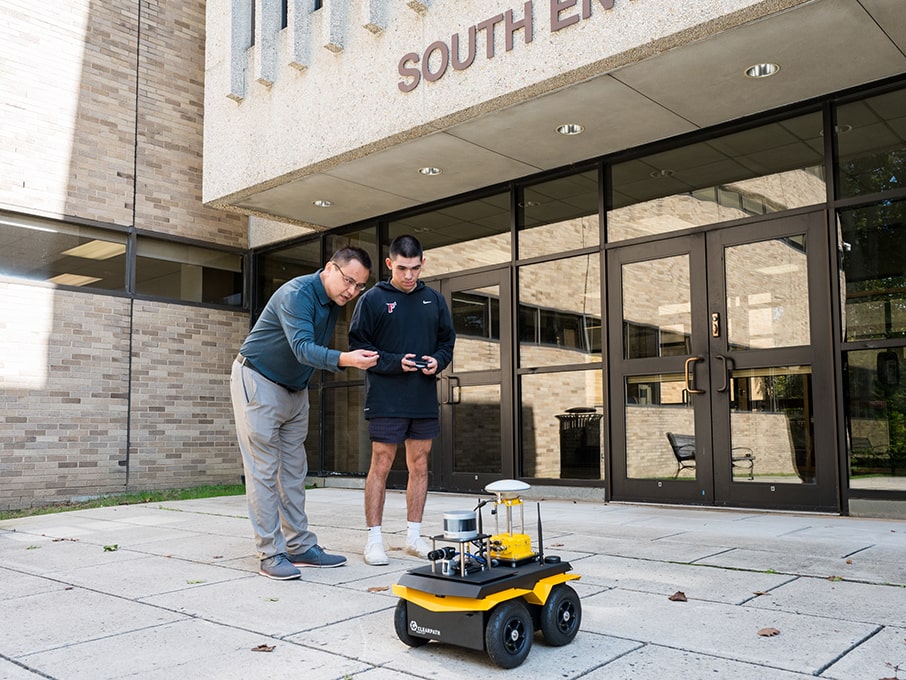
231;246;379;580
349;235;455;565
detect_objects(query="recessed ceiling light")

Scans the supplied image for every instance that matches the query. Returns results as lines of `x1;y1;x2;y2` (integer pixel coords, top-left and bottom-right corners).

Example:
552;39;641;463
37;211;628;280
61;240;126;260
418;166;442;176
47;273;102;287
649;169;675;178
556;123;584;136
818;124;853;136
744;63;780;78
313;199;333;207
518;200;542;208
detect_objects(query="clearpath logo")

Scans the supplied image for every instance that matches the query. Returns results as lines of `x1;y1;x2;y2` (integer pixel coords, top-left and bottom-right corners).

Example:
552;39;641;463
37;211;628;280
409;619;441;637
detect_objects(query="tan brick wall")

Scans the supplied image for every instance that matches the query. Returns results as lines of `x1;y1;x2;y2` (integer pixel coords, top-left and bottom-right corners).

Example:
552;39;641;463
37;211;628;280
0;1;250;509
0;281;131;509
0;0;137;224
128;301;247;490
1;0;245;247
135;0;246;247
0;282;249;510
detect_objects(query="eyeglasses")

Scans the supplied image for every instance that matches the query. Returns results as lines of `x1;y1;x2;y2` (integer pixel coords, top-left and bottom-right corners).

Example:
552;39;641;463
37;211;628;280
331;261;368;292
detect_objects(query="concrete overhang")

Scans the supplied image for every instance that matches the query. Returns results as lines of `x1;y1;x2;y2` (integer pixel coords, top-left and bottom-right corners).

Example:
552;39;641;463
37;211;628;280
203;0;906;234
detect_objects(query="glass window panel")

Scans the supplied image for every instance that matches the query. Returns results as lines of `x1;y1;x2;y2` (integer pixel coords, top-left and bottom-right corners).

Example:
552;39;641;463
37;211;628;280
609;112;825;241
0;211;127;292
845;348;906;489
625;373;693;480
835;87;906;198
320;384;370;474
518;170;599;259
521;371;603;480
519;254;601;367
135;237;242;307
256;239;321;313
452;285;500;372
729;366;814;485
725;235;810;350
388;192;511;275
454;384;501;474
622;255;690;359
840;199;906;341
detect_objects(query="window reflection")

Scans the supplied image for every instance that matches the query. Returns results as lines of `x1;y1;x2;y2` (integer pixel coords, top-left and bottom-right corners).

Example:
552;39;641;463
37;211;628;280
840;200;906;341
135;237;243;306
388;192;511;275
725;236;810;350
519;170;599;259
609;112;825;241
622;255;690;359
846;349;906;489
835;88;906;198
625;374;692;480
0;211;127;292
521;371;602;480
454;384;501;474
519;254;601;367
321;383;370;475
729;366;814;484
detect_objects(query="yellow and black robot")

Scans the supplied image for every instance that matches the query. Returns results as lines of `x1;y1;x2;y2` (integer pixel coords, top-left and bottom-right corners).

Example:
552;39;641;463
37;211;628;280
392;480;581;668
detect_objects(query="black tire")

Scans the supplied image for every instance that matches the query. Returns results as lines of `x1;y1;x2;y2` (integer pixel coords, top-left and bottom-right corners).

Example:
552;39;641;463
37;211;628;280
540;584;581;646
394;600;429;648
484;599;533;668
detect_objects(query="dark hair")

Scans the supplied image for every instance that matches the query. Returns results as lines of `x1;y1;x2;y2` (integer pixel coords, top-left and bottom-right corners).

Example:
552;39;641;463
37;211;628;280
331;246;372;272
388;234;423;260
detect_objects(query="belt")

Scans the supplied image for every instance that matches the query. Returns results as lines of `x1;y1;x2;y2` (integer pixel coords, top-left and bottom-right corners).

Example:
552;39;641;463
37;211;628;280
236;354;301;393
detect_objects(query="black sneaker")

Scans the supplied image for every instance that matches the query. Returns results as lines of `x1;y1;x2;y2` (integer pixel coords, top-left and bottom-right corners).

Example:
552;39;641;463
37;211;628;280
288;544;347;568
259;553;301;580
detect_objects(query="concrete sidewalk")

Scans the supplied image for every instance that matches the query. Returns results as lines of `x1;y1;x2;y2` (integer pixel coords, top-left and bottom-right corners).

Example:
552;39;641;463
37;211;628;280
1;487;905;679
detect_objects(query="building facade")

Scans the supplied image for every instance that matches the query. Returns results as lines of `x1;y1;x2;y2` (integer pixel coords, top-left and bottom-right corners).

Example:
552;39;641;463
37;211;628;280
3;0;905;518
204;0;906;518
1;1;249;510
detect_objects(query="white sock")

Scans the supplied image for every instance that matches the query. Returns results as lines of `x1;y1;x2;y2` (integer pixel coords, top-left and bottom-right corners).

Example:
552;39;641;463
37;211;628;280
407;521;421;543
367;526;383;545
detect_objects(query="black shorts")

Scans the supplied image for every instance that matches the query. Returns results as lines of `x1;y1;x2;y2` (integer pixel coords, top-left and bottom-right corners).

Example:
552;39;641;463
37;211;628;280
368;417;439;444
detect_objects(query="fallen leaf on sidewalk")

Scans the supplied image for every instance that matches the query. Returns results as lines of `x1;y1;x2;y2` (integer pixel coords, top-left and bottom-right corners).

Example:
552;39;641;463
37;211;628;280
668;591;687;602
251;644;275;652
368;586;389;592
758;627;780;637
827;575;843;582
753;591;767;596
103;544;118;552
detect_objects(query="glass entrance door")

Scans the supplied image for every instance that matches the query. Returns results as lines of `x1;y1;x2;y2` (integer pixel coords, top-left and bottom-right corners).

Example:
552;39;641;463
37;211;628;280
436;269;513;493
607;212;839;511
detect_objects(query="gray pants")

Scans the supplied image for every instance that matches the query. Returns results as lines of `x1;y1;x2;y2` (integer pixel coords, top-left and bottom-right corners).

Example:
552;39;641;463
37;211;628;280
230;359;317;559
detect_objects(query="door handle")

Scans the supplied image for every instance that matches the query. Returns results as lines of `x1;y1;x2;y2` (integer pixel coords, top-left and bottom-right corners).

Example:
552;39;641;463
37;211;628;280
448;375;461;405
716;355;734;393
684;356;705;394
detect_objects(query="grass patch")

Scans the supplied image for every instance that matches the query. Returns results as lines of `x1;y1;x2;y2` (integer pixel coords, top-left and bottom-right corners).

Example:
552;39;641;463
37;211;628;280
0;484;246;521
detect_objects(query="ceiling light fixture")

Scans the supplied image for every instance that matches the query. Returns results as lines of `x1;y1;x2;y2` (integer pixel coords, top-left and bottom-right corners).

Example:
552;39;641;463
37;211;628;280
418;166;442;176
312;199;333;208
649;169;675;178
47;273;102;287
818;124;853;136
518;200;542;208
61;240;126;260
744;63;780;78
556;123;584;136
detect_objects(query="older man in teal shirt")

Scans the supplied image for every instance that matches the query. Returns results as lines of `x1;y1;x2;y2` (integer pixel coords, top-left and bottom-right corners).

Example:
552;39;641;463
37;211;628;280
231;246;379;580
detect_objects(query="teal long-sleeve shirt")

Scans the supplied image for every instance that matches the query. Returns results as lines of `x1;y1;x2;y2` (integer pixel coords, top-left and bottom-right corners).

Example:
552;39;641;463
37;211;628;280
239;270;343;390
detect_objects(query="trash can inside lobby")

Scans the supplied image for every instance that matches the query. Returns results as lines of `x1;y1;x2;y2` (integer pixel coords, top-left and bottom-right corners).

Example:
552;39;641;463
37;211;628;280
556;407;603;479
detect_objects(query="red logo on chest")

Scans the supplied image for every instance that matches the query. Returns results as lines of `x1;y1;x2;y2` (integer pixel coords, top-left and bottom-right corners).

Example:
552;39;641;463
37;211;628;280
386;301;397;314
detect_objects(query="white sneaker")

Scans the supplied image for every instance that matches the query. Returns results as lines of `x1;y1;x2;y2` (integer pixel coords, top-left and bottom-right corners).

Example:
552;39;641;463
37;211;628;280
364;541;389;566
406;536;431;559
